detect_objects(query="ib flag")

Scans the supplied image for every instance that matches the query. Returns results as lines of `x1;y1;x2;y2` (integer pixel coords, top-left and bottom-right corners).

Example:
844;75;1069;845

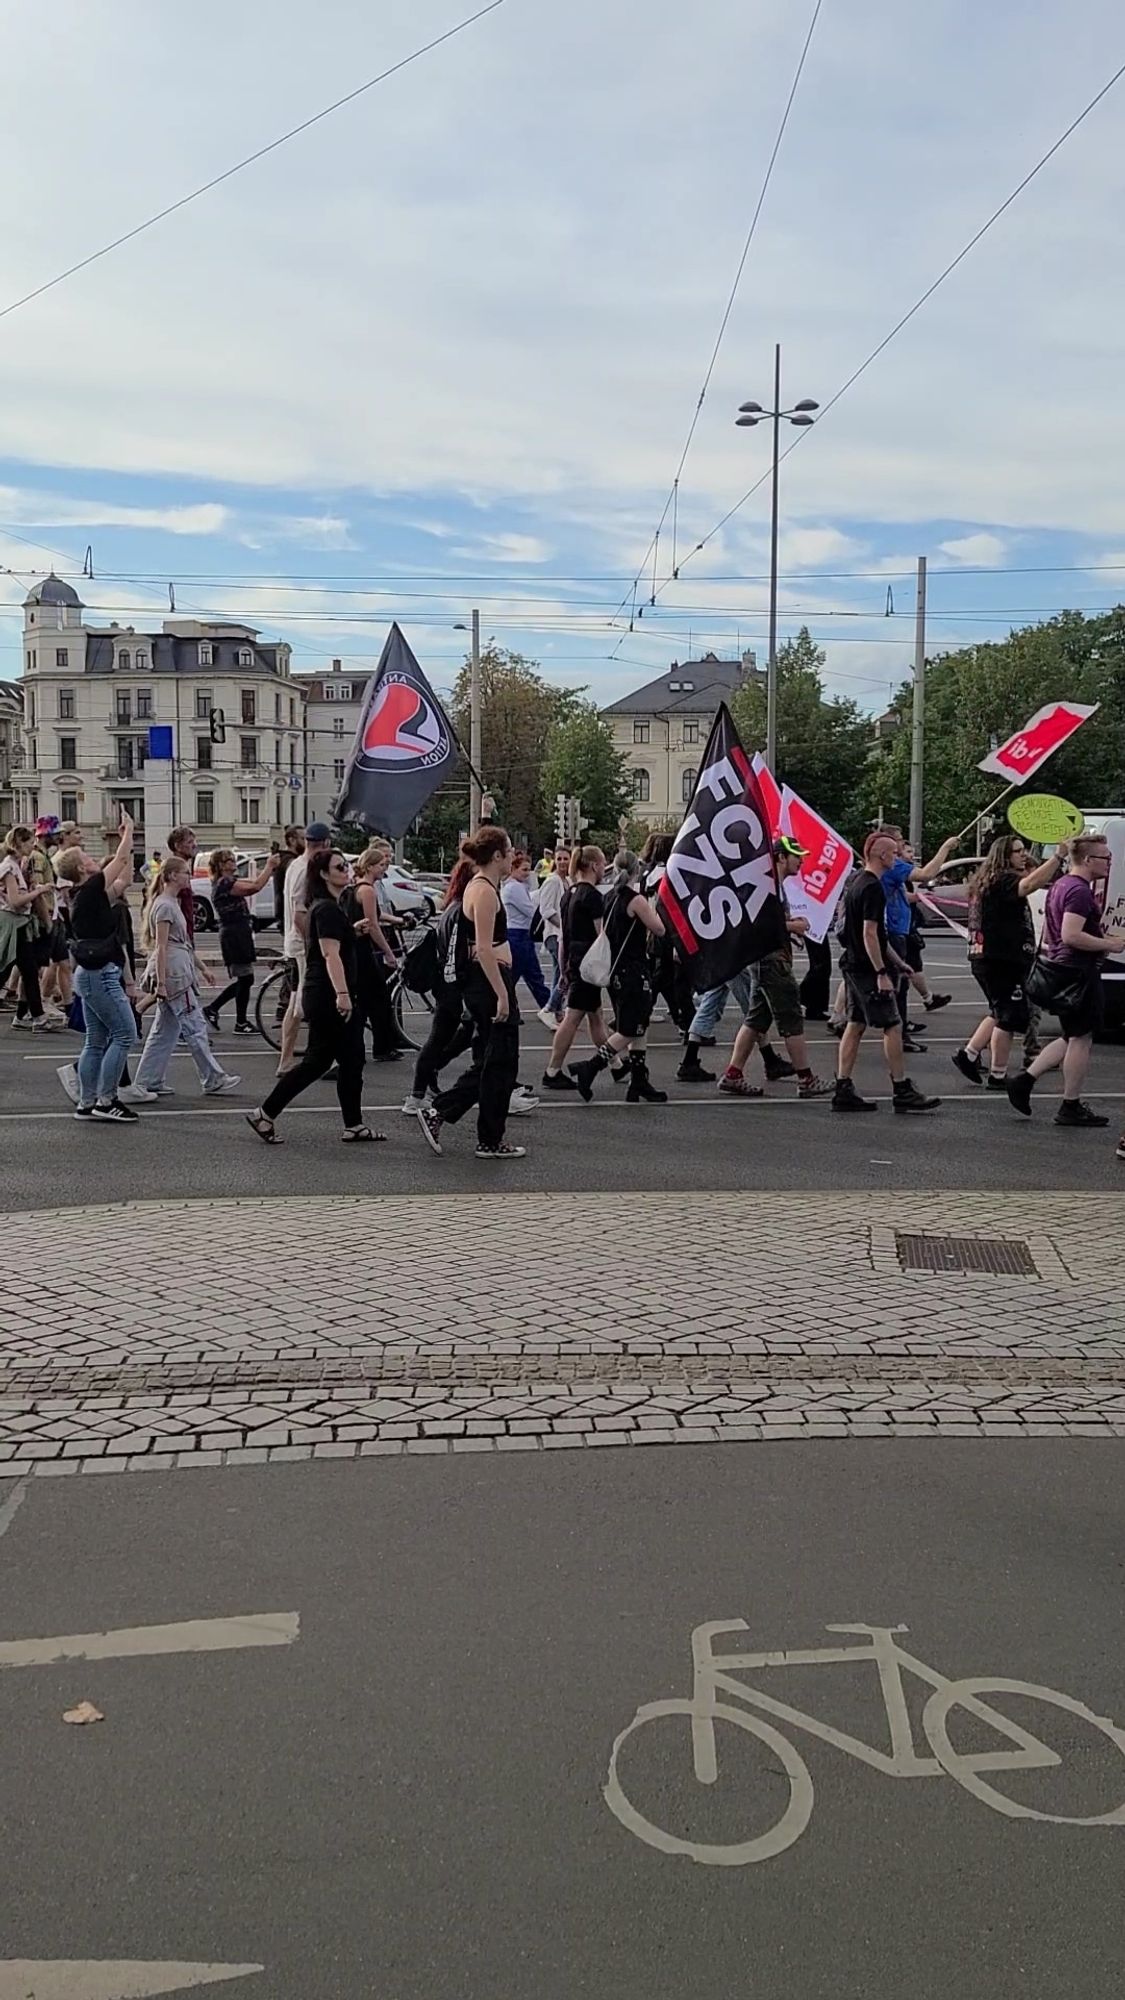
334;624;457;840
978;702;1098;784
658;704;787;988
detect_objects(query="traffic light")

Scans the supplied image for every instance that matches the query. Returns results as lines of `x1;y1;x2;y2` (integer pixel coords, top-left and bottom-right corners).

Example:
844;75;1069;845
554;793;570;843
209;707;226;745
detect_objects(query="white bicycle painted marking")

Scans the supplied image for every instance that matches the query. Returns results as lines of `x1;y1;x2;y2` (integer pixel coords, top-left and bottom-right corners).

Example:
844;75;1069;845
604;1619;1125;1866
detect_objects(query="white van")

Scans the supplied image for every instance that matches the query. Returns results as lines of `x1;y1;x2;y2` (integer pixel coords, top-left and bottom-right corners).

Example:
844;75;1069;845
190;851;278;932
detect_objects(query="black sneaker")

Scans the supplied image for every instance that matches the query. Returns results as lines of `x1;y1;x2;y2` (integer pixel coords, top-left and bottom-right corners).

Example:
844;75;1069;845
985;1074;1010;1091
893;1080;940;1113
826;1020;846;1038
233;1021;254;1036
832;1079;876;1113
952;1048;983;1085
74;1104;96;1120
90;1099;139;1122
902;1034;928;1055
695;1034;717;1048
475;1142;527;1159
415;1106;444;1155
761;1051;796;1081
676;1057;715;1083
1055;1100;1110;1129
203;1006;220;1032
1007;1071;1035;1117
924;994;952;1012
541;1070;578;1092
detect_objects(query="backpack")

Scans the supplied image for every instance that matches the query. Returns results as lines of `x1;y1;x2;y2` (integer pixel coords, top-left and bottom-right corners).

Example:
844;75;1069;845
401;900;470;996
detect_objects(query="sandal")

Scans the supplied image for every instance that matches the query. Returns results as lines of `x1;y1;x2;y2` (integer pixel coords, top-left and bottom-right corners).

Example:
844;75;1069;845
245;1110;283;1145
341;1125;387;1143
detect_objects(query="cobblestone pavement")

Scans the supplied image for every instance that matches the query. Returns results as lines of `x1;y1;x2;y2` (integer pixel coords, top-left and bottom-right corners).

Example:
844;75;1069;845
2;1193;1123;1476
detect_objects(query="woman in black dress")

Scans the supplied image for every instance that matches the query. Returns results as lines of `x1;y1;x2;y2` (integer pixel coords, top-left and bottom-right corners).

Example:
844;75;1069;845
416;826;524;1160
570;848;669;1102
245;849;384;1145
541;844;612;1094
204;848;278;1035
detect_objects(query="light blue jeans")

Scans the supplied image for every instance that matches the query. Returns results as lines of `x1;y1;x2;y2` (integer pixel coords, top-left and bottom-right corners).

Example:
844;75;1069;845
75;963;137;1107
689;969;757;1042
135;994;226;1092
545;935;565;1015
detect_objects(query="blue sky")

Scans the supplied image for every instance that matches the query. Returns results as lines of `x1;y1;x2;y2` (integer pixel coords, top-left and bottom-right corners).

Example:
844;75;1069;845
2;0;1123;714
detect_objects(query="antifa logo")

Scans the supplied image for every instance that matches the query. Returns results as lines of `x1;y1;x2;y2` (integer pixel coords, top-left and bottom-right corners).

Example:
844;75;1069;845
664;754;777;943
358;673;450;772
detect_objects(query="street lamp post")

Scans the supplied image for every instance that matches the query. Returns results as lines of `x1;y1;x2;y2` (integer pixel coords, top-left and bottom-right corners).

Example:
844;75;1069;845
736;343;817;773
453;611;483;825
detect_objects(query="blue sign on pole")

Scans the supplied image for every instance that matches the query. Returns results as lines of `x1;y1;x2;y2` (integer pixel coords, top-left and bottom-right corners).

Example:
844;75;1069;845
148;726;174;761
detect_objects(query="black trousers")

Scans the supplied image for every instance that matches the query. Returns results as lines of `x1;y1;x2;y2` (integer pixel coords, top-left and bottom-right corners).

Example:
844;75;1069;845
799;937;832;1017
413;992;475;1099
357;959;402;1056
3;927;44;1018
652;940;693;1032
262;1002;365;1128
433;972;519;1148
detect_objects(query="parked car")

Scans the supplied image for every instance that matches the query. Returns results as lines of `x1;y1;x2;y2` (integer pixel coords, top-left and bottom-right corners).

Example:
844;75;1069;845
384;863;435;919
190;851;278;932
914;858;984;933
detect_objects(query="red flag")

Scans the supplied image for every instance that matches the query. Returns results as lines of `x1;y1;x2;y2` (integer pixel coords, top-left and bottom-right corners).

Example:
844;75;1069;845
978;702;1098;782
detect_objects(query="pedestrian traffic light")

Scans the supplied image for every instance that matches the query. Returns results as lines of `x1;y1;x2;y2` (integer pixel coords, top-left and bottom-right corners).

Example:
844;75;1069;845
209;708;226;744
554;793;569;842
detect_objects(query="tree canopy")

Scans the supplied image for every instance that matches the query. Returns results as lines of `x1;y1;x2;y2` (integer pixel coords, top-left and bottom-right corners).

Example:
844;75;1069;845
729;627;873;838
541;698;632;845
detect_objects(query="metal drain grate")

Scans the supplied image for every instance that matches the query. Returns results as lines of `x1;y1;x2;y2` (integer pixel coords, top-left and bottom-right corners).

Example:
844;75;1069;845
895;1232;1037;1277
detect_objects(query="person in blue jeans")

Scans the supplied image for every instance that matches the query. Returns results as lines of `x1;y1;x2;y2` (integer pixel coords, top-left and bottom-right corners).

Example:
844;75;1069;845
501;849;551;1009
55;815;140;1122
676;972;794;1085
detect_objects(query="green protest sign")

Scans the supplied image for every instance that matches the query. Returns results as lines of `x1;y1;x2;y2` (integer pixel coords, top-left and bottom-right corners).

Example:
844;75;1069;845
1007;794;1084;844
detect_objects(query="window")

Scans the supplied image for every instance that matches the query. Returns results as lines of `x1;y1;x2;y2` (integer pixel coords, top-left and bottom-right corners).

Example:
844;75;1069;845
55;648;69;670
134;649;148;670
237;648;253;668
198;642;213;667
333;715;346;737
118;650;130;671
289;698;295;726
57;689;75;720
240;735;258;770
630;768;650;804
274;692;282;723
60;792;78;823
115;693;132;725
195;689;213;720
683;719;699;746
27;692;36;728
58;736;77;771
681;766;697;803
136;690;153;720
117;741;135;779
241;689;256;725
26;648;36;672
196;793;215;826
333;758;346;784
289;742;296;772
29;738;38;771
196;738;213;771
339;684;353;701
633;719;650;744
238;790;261;826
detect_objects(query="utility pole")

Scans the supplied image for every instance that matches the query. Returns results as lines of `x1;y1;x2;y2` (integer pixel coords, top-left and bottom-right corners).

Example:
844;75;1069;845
469;607;482;828
766;341;781;773
909;555;927;850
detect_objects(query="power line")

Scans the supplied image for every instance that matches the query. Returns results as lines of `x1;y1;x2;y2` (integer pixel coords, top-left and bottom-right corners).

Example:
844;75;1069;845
0;0;509;324
607;0;826;635
645;51;1125;594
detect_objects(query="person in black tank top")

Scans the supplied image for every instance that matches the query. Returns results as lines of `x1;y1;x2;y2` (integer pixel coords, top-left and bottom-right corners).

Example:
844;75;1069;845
568;849;670;1102
416;827;525;1160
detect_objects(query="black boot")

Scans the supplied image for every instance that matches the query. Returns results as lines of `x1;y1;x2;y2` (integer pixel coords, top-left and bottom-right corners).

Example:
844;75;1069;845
569;1049;610;1101
677;1045;715;1082
626;1053;667;1103
761;1045;796;1082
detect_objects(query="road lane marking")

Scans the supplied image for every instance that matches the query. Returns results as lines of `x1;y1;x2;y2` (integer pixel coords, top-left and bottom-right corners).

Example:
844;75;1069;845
3;1092;1125;1124
0;1962;263;1998
0;1611;299;1670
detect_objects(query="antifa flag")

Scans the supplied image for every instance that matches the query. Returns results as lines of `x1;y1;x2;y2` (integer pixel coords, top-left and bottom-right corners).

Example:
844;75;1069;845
658;704;787;988
334;623;458;840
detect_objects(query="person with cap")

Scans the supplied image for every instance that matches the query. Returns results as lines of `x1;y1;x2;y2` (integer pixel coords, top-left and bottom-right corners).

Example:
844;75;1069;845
277;821;333;1074
715;835;833;1099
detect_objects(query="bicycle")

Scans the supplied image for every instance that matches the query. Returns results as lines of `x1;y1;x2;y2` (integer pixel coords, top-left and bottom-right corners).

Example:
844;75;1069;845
253;959;434;1053
604;1616;1125;1867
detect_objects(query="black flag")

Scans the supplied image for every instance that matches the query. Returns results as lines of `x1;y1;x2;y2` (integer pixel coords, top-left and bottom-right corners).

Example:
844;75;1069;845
657;703;786;988
334;624;458;840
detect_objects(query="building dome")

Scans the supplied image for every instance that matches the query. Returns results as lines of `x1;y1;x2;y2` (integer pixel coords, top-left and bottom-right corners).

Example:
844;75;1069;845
24;573;83;610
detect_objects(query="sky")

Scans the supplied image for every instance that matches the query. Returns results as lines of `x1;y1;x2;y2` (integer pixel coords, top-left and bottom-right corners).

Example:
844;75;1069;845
1;0;1124;717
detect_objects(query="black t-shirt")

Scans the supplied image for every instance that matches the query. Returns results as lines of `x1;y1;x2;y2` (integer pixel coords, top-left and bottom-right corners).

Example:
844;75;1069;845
70;871;124;966
841;870;888;983
303;895;358;1009
562;881;602;972
214;874;254;956
606;885;647;974
971;873;1033;964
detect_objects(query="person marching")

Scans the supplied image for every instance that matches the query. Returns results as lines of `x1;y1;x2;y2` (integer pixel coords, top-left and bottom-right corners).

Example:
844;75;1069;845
536;843;570;1026
246;848;383;1145
417;826;525;1160
1007;831;1125;1127
568;848;668;1102
951;833;1066;1091
715;836;832;1100
541;844;616;1094
204;848;278;1035
502;849;553;1012
832;830;940;1115
133;855;240;1100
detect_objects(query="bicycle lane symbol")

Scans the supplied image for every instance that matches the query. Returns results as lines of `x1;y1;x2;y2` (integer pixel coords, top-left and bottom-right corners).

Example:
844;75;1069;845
603;1620;1125;1867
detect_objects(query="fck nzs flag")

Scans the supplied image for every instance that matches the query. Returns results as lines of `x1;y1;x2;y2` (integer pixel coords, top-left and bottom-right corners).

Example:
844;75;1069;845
658;704;787;988
334;624;458;840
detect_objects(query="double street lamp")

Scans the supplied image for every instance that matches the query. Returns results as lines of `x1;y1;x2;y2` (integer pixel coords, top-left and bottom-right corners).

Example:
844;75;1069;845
735;342;818;772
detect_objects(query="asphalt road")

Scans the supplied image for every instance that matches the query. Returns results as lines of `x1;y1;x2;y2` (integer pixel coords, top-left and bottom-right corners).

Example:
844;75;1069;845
4;949;1124;1202
3;1443;1123;1998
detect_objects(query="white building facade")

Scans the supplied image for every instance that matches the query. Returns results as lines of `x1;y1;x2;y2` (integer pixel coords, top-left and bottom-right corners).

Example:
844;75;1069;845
16;577;305;848
601;651;761;820
295;656;373;829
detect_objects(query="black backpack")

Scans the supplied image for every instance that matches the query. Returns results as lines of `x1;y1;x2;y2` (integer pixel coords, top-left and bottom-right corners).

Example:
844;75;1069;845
401;900;470;996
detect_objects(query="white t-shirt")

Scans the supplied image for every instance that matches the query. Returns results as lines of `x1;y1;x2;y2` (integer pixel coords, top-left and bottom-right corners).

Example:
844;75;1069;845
783;874;813;928
282;854;310;958
538;870;566;938
0;855;27;910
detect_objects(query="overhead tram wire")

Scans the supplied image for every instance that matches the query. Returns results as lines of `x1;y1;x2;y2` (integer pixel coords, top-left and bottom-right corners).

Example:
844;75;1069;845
0;0;510;324
607;0;827;650
636;50;1125;608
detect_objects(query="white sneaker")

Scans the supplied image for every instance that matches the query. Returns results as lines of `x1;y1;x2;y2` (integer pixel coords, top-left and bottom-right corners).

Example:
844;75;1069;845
119;1083;159;1104
537;1006;560;1030
29;1016;60;1034
57;1063;80;1104
401;1093;429;1115
204;1073;241;1096
152;1083;176;1098
508;1088;539;1115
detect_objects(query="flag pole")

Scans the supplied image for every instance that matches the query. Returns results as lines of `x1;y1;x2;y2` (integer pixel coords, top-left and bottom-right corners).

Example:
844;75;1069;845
954;782;1017;847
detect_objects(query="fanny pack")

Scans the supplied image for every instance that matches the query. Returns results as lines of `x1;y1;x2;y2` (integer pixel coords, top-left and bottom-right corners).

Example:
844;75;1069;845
71;934;120;972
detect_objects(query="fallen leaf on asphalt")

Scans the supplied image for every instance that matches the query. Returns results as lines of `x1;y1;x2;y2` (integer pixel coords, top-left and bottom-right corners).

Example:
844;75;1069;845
62;1700;104;1725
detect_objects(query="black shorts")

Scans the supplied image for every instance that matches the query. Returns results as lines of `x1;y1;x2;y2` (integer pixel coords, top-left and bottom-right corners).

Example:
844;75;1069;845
1056;974;1104;1042
566;975;604;1016
844;972;901;1030
970;957;1030;1034
900;927;924;972
610;969;654;1040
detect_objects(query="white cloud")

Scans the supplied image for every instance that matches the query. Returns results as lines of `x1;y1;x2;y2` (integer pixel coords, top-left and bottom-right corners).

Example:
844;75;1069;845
777;527;866;570
0;487;228;536
235;513;356;552
939;532;1008;567
448;532;552;564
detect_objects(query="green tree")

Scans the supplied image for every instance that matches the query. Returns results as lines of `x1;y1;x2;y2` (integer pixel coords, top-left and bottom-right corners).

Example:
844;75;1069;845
448;645;577;844
730;627;873;838
541;698;632;843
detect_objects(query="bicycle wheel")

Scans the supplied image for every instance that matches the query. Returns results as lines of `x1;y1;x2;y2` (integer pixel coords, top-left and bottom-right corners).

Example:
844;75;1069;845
604;1696;814;1867
391;976;435;1052
254;966;291;1053
924;1677;1125;1824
